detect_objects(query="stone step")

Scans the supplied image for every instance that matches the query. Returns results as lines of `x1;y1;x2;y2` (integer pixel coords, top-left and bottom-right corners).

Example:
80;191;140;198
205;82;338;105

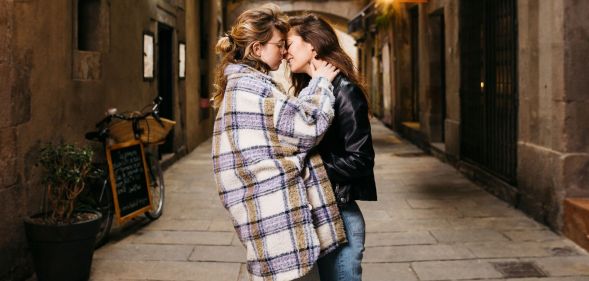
563;198;589;251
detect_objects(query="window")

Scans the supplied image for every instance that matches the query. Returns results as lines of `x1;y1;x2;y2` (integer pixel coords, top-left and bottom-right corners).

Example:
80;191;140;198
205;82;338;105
143;33;154;80
178;42;186;79
73;0;107;80
78;0;101;51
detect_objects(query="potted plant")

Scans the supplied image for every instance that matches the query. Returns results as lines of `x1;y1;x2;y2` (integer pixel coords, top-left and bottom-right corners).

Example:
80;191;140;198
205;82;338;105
24;143;102;281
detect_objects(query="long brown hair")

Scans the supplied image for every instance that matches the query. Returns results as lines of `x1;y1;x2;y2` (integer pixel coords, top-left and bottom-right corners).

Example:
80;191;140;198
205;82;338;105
288;14;369;106
212;4;289;108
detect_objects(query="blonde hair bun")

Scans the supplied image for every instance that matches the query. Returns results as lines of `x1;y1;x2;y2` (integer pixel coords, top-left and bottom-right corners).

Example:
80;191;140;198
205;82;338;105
216;35;235;54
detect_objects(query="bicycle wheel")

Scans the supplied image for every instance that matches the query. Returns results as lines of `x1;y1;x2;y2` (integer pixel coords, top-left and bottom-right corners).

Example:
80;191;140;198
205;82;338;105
145;147;165;220
94;178;114;248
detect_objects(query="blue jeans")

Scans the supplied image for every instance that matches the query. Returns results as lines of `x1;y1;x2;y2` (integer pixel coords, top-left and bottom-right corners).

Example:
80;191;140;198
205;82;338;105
317;201;366;281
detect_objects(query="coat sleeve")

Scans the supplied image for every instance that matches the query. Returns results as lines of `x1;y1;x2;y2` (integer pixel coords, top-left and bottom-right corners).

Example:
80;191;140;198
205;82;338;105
272;77;335;152
322;83;375;183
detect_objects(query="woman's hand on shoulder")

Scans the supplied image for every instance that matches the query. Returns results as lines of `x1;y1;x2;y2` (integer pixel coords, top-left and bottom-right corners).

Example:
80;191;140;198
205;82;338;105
309;58;340;82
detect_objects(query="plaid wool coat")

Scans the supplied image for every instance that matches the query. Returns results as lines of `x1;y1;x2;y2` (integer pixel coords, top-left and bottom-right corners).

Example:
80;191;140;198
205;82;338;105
212;64;347;281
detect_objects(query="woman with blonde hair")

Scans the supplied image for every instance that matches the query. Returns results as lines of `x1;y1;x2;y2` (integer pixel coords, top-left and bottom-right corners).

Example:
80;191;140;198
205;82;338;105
211;5;346;281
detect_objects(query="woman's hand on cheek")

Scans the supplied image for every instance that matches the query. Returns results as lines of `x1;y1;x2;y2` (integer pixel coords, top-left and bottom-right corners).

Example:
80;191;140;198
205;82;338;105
310;58;340;82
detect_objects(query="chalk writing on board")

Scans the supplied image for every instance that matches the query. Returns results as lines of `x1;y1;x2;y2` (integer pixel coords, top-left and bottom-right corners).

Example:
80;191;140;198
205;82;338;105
107;141;152;219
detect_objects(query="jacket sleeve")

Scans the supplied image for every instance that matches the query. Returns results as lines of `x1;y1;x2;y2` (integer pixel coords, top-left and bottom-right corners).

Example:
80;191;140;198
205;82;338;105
273;77;335;152
322;83;375;183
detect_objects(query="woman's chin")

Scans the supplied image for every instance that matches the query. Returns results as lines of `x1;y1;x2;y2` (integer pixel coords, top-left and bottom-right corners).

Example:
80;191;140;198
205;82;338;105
289;67;303;74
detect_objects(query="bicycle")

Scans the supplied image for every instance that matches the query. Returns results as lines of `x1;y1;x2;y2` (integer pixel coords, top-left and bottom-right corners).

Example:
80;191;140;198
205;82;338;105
84;96;175;247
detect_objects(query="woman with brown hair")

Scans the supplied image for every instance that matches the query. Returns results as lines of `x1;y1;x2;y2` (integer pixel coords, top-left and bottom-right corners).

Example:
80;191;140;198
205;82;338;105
286;14;377;281
211;5;347;281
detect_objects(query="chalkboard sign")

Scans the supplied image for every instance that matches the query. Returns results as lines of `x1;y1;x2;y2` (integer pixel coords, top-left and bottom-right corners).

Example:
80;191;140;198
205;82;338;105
106;140;153;223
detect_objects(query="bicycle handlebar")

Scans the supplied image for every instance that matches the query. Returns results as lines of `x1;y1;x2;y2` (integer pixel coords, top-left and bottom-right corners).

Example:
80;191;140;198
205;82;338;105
100;96;162;125
86;96;165;142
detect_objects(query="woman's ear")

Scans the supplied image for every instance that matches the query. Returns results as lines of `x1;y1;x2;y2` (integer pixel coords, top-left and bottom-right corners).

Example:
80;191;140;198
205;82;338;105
252;42;262;57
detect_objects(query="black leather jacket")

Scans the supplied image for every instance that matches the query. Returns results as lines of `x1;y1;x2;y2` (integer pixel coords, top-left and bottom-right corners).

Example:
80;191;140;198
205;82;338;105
317;75;377;205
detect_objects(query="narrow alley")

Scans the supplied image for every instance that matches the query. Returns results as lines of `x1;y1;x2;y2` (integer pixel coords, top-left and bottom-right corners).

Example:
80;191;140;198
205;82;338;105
3;1;589;280
89;120;589;281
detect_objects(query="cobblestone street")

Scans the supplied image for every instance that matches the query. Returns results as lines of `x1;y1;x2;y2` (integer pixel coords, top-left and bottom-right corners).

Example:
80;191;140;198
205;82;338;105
90;120;589;281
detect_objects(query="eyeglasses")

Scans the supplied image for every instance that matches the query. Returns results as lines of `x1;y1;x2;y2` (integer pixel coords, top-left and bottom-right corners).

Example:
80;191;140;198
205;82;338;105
266;41;286;50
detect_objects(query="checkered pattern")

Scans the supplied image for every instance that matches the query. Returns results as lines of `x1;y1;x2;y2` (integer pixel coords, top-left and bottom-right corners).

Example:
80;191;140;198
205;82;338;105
212;64;346;281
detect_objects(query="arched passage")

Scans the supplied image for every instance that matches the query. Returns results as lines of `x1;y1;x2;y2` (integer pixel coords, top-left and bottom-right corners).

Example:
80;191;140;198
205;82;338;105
223;1;366;91
224;0;367;26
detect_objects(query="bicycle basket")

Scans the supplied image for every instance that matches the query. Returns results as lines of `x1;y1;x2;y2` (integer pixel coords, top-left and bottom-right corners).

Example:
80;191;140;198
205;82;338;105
109;116;176;144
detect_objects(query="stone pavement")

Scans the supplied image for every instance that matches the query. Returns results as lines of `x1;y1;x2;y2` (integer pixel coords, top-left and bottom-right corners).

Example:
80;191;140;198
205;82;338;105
90;120;589;281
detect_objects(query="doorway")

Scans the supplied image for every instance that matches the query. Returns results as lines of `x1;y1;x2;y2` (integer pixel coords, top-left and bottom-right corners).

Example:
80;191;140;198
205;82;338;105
428;10;446;143
157;23;174;154
409;6;420;123
459;0;518;182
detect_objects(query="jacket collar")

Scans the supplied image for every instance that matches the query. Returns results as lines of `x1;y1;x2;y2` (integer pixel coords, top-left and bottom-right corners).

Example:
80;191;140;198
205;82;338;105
332;74;350;94
332;73;344;88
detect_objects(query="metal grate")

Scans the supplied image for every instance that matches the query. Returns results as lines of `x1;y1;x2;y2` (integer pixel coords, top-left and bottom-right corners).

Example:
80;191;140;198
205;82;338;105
492;262;547;278
459;0;518;183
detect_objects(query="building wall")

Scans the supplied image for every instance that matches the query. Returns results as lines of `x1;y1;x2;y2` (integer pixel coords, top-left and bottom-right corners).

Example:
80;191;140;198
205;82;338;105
420;0;460;156
0;1;30;280
354;6;404;127
561;0;589;199
357;0;589;232
370;1;460;154
416;0;589;231
0;1;216;279
185;0;218;151
518;0;589;229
